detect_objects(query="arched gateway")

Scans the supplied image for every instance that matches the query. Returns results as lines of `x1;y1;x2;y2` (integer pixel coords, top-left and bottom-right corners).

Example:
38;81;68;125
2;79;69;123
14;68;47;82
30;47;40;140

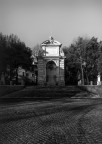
46;61;57;85
38;37;65;86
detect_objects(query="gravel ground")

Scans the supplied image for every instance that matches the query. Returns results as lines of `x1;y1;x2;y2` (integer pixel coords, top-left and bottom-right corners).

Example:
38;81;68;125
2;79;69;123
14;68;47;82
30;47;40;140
0;98;102;144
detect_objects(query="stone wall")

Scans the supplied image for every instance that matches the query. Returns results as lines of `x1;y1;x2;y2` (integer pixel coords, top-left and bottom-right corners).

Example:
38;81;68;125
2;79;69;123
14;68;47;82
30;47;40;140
59;59;65;86
38;58;65;86
38;59;46;86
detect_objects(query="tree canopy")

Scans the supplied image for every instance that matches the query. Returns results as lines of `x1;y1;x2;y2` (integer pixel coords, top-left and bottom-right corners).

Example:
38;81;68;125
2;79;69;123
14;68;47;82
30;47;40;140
63;36;100;85
1;32;102;85
0;33;33;83
32;44;44;58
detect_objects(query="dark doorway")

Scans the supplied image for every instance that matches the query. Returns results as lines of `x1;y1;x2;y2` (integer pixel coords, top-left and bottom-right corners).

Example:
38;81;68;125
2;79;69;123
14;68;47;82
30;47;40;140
46;61;57;85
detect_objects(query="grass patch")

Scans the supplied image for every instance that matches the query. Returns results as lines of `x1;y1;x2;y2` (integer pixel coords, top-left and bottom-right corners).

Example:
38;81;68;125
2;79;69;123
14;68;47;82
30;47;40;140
0;85;25;97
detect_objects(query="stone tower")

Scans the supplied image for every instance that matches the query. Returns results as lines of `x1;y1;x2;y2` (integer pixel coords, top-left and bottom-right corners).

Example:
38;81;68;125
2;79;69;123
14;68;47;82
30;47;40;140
38;37;65;86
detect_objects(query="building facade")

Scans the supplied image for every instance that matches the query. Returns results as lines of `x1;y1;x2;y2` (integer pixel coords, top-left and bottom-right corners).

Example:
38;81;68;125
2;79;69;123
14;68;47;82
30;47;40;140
38;37;65;86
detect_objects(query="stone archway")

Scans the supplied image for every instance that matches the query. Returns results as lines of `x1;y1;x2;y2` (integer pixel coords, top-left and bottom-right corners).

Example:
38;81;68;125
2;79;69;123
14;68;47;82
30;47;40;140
46;61;57;85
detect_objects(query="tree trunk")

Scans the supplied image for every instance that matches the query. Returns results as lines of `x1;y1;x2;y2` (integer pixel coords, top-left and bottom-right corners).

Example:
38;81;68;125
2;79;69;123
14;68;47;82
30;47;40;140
16;68;18;85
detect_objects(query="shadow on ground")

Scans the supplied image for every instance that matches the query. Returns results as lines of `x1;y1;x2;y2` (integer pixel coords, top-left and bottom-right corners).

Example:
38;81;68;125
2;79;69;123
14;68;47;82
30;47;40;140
0;86;91;104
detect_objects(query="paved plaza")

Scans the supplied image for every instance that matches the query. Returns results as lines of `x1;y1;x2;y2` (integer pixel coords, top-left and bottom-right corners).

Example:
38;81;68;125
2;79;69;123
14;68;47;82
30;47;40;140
0;96;102;144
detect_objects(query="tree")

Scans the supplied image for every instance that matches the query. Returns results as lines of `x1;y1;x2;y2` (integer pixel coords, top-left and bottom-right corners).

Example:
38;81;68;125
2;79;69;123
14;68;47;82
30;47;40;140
0;33;33;84
84;37;99;84
32;44;44;58
97;41;102;74
0;33;8;75
63;44;80;85
63;36;99;85
6;34;33;84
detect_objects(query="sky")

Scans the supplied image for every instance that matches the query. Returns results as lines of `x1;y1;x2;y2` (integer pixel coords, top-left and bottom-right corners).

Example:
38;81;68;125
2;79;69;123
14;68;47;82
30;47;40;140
0;0;102;49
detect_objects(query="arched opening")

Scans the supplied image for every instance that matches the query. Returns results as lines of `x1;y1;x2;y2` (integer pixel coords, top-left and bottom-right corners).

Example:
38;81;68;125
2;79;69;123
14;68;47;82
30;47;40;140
46;61;57;85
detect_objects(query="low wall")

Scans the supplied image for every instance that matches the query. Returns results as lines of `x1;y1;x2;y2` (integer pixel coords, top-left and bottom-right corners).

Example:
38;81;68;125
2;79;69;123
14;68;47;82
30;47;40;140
78;85;102;97
0;85;25;97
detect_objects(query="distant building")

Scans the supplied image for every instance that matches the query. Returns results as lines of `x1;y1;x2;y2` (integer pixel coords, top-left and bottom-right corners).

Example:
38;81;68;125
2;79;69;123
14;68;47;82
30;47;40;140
38;37;65;86
17;66;37;85
0;55;37;85
12;55;38;85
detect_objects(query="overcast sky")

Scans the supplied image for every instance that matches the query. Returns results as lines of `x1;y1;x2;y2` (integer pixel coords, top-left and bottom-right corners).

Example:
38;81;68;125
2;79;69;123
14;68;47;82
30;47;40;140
0;0;102;48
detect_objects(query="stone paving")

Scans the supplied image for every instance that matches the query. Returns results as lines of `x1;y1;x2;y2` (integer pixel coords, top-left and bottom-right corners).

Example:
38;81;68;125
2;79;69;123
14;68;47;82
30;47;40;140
0;99;102;144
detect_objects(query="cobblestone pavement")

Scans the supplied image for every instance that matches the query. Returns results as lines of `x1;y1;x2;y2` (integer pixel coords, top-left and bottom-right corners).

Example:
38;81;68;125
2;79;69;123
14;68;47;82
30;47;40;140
0;99;102;144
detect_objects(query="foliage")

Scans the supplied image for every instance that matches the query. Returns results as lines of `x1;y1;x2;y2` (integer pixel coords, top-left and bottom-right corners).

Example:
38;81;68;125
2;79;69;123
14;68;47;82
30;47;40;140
32;44;44;58
0;33;32;84
63;36;100;85
97;41;102;74
0;33;8;74
84;37;99;83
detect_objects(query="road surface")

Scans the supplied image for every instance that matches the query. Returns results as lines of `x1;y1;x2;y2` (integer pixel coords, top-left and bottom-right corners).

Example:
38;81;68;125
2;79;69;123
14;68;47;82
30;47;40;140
0;98;102;144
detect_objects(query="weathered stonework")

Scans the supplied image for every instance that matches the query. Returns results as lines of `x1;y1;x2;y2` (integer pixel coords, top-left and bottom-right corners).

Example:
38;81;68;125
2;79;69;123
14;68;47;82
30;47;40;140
59;59;65;86
38;37;65;86
38;59;46;86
